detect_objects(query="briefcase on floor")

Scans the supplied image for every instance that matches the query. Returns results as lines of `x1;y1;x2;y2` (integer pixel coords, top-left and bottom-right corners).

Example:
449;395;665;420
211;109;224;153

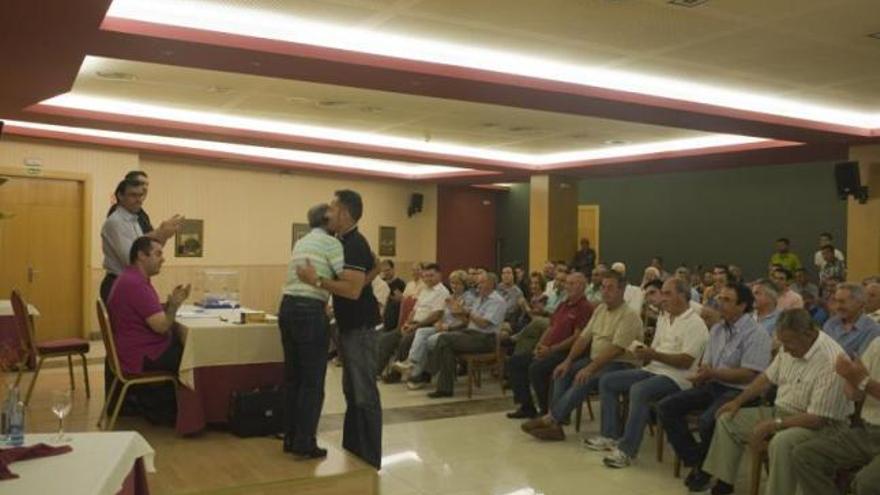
228;386;283;437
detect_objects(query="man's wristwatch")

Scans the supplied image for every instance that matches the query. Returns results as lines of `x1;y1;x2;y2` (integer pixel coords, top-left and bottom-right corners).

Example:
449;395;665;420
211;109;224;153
315;277;324;289
774;417;784;430
858;376;871;392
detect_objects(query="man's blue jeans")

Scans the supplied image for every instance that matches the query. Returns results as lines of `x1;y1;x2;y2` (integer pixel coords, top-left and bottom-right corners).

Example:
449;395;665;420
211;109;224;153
599;369;680;458
548;357;631;423
339;324;383;469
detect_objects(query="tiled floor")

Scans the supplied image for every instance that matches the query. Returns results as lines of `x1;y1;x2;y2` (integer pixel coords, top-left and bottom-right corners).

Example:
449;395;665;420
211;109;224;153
8;360;761;494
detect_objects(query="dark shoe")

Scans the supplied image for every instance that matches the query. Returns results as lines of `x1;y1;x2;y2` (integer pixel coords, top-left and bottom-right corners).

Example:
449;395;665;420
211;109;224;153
520;417;548;433
382;371;402;384
290;447;328;460
710;481;734;495
529;424;565;441
687;470;712;493
427;390;453;399
506;407;538;419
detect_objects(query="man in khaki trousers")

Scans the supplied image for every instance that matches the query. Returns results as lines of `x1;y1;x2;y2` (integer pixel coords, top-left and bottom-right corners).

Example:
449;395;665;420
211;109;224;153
702;310;853;495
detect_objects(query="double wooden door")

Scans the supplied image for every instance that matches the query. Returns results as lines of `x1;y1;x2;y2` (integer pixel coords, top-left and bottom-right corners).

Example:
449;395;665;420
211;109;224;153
0;174;84;341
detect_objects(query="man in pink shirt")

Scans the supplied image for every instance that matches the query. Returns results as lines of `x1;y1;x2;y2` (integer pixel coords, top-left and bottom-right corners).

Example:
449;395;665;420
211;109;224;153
772;268;804;311
108;236;190;424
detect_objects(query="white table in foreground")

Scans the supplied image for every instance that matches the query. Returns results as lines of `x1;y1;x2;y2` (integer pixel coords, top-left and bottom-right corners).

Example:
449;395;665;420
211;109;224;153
2;431;154;495
0;300;40;317
175;306;282;389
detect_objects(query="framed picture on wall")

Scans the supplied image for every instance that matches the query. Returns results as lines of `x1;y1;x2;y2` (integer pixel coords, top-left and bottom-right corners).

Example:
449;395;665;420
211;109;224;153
379;225;396;257
175;219;204;257
291;222;310;250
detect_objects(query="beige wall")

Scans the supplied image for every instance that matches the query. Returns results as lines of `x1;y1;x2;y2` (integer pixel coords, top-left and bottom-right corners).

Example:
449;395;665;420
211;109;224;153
528;174;577;273
1;136;436;335
847;145;880;281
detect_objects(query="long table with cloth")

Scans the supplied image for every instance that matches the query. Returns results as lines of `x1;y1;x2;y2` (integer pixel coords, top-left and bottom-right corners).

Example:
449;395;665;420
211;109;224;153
0;300;39;368
174;306;285;435
1;431;154;495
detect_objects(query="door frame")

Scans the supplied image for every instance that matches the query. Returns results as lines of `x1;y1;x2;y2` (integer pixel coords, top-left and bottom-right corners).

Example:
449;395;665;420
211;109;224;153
0;166;93;338
577;204;601;262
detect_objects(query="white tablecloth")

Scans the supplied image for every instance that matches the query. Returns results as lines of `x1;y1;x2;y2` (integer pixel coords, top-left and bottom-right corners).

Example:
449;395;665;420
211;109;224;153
176;306;282;389
0;300;40;317
2;431;154;495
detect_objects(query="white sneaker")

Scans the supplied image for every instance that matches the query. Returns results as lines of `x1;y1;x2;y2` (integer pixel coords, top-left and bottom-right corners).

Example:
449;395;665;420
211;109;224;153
391;360;413;373
582;436;617;451
406;380;427;390
602;448;632;468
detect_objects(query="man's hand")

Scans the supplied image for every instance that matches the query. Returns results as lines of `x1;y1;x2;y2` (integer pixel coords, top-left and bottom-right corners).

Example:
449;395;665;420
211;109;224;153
553;359;572;380
169;284;191;307
835;353;869;385
633;345;654;362
296;259;319;286
574;365;594;386
158;214;185;238
715;398;742;420
534;344;550;359
435;322;448;332
749;419;777;453
689;365;715;385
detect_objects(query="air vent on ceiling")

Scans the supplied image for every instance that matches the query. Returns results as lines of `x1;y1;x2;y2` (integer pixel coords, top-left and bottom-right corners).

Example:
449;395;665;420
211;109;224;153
668;0;709;7
95;71;137;81
603;139;631;146
508;125;539;133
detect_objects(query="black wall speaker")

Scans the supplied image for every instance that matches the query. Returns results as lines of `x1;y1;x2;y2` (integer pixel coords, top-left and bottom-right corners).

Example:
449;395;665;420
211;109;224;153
834;161;869;204
408;193;424;217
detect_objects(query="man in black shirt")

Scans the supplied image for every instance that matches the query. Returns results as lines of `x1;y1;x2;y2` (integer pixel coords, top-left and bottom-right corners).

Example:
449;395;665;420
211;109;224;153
380;259;406;330
297;189;383;469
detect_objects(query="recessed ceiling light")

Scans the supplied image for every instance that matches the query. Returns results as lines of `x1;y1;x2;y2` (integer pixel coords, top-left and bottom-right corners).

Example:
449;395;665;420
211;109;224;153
2;119;474;178
602;139;630;145
668;0;709;7
104;0;880;128
95;70;137;81
315;99;355;109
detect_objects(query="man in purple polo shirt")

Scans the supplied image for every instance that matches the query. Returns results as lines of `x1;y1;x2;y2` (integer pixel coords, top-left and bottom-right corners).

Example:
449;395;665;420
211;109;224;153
108;236;190;423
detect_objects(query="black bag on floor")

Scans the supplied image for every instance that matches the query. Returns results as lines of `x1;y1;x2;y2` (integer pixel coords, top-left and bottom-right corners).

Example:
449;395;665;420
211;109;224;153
228;386;283;437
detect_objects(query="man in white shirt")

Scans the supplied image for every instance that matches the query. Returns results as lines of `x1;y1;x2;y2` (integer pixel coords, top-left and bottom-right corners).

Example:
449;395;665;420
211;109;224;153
611;262;644;314
390;263;449;374
703;309;853;495
866;280;880;325
793;337;880;495
813;232;845;270
585;278;708;468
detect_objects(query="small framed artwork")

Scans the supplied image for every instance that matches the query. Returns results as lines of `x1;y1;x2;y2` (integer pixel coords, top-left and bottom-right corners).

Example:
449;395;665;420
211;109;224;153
176;219;204;257
291;222;310;250
379;226;396;257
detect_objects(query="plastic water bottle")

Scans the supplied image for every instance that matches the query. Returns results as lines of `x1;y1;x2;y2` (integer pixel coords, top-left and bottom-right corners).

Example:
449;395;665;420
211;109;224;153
1;386;19;445
7;400;24;447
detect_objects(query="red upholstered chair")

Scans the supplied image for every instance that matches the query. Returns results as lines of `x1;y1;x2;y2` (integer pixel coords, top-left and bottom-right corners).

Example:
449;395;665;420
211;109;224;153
398;296;417;330
11;290;90;406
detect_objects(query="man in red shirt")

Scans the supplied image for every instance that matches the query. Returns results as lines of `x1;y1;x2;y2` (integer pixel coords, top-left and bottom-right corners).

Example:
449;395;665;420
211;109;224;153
506;272;593;419
108;236;190;424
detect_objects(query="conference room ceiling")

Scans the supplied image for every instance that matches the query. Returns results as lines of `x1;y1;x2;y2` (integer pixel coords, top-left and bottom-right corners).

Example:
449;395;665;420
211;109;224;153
3;0;877;181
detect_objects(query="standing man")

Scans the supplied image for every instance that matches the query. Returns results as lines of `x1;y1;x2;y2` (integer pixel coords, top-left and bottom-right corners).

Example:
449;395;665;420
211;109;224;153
379;259;406;331
769;237;803;274
278;204;344;459
813;232;845;270
818;245;847;284
572;238;597;276
297;189;383;469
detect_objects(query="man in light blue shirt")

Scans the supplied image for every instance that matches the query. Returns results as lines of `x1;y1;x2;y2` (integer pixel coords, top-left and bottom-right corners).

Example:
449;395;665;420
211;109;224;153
427;272;506;397
752;279;783;336
823;283;880;357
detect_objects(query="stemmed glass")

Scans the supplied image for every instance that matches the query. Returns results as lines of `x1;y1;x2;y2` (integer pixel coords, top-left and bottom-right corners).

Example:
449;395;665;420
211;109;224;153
51;390;72;443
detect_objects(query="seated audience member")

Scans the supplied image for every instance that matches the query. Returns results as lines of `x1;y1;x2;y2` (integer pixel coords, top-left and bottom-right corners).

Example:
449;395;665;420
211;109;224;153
378;259;406;331
372;275;390;319
727;265;743;285
752;279;782;337
402;262;426;298
769;237;803;274
641;266;661;288
497;265;525;323
658;283;773;492
818;245;847;284
384;264;449;377
506;273;593;419
702;265;729;310
813;232;845;269
584;278;709;469
793;338;880;495
513;263;530;298
650;256;671;281
404;270;474;390
868;279;880;324
675;267;701;302
522;269;642;440
641;279;663;333
702;309;853;495
771;267;804;310
802;290;830;327
572;238;597;276
508;273;549;338
823;283;880;358
544;264;570;314
585;266;604;305
541;261;557;286
108;236;190;423
426;272;506;398
791;268;820;299
610;262;644;314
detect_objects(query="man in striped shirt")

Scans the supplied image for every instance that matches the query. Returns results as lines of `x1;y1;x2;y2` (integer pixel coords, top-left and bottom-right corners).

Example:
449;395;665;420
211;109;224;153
278;203;344;459
703;309;853;495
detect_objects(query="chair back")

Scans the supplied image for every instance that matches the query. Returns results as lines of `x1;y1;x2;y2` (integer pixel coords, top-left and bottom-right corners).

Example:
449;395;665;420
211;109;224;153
96;299;124;382
398;296;417;330
10;290;37;357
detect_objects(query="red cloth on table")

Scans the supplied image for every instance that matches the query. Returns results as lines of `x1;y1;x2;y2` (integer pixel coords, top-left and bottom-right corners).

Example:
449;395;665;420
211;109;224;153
0;443;72;480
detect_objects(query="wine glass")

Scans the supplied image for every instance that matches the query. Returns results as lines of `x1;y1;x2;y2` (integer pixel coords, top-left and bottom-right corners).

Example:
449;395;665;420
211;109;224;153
51;390;72;443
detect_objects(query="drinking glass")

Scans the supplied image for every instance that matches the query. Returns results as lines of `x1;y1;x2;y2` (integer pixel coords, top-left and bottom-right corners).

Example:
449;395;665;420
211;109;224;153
51;390;72;443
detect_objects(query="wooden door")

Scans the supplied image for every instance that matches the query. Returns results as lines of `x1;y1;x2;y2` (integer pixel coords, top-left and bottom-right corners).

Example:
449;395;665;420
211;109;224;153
577;205;600;261
0;175;83;341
